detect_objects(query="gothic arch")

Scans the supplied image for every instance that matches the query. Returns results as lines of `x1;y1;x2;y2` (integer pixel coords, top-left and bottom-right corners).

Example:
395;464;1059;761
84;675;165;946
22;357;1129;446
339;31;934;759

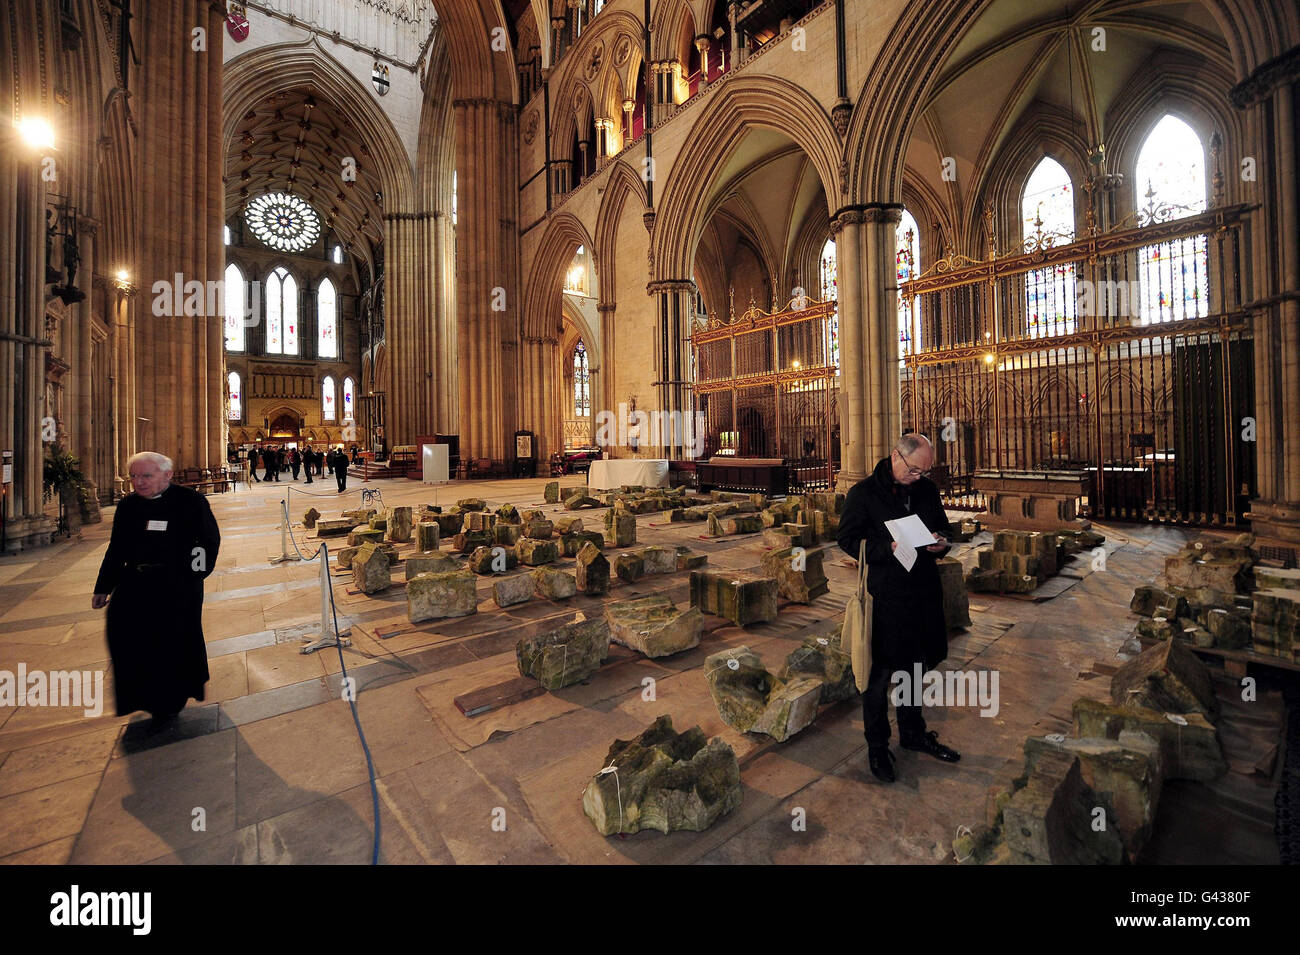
222;38;416;212
652;77;842;282
524;212;597;340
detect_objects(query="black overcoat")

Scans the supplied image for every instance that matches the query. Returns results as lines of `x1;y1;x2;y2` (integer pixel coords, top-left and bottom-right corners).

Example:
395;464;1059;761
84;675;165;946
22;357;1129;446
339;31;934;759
94;483;221;716
837;456;952;668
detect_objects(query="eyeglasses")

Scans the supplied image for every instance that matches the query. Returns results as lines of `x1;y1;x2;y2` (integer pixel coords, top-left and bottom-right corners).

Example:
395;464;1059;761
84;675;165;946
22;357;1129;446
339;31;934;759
895;448;931;478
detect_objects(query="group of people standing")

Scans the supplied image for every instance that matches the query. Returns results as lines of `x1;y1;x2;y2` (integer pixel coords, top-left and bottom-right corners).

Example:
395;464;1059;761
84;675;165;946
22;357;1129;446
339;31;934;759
239;444;360;492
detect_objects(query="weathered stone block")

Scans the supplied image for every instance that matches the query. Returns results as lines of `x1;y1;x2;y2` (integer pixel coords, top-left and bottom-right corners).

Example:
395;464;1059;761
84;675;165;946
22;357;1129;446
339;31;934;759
676;547;707;570
544;481;560;503
495;504;520;525
938;556;971;630
554;515;584;535
525;519;555;540
302;507;320;529
1109;638;1219;719
703;647;821;742
965;567;1005;592
516;537;558;566
367;514;388;532
434;511;463;538
576;542;610;595
1162;553;1252;593
467;511;497;532
315;518;353;538
615;553;645;582
492;574;534;608
999;748;1125;865
382;506;411;543
563;492;601;509
341;508;376;525
494;522;522;547
456;498;487;511
534;567;577;600
335;545;359;569
581;715;742;835
605;595;703;658
348;525;384;547
707;513;763;537
638;545;678;575
351;542;391;594
468;545;517;575
611;512;636;547
761;546;829;604
1203;607;1252;649
780;634;855;703
1072;697;1226;781
453;529;494;554
517;617;610;690
690;570;779;626
1022;733;1161;862
416;521;440;553
560;530;603;556
405;553;460;578
407;570;478;622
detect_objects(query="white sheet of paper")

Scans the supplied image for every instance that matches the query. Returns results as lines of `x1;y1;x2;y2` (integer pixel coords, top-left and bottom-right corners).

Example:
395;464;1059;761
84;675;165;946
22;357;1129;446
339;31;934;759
146;519;168;532
885;514;936;572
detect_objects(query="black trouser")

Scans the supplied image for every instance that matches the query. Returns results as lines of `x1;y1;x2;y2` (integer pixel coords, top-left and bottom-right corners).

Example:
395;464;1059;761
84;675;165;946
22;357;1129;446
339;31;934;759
291;463;300;480
863;652;927;749
305;465;313;484
336;471;347;491
263;465;274;481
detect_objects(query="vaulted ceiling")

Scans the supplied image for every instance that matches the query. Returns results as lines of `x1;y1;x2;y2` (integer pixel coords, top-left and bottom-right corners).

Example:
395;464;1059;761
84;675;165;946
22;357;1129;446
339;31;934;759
223;88;386;263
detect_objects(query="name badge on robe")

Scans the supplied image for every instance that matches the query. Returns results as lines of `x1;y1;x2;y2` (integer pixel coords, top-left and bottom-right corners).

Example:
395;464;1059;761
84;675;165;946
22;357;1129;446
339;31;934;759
146;520;168;531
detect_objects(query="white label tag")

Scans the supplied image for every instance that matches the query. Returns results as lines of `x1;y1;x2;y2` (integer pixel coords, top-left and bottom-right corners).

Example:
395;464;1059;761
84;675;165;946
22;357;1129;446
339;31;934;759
146;519;168;531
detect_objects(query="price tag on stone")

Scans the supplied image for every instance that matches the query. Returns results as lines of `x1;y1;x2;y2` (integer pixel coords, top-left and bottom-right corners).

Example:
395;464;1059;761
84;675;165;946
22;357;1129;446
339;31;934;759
1165;713;1188;726
726;658;740;671
816;638;829;646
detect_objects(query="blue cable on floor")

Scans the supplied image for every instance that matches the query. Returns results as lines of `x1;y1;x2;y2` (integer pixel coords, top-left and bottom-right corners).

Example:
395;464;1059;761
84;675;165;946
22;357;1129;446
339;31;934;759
280;504;381;865
322;542;382;866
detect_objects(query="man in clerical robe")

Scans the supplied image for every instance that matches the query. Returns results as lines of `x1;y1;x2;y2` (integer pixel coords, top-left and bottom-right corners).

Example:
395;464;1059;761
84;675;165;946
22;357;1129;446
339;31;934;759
92;451;221;728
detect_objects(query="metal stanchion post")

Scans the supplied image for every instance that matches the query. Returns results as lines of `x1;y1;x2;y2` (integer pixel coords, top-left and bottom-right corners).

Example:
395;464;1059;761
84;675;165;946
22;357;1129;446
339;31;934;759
302;542;351;654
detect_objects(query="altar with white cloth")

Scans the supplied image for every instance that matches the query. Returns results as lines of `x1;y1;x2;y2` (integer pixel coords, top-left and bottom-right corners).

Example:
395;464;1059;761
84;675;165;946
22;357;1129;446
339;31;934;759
587;458;670;489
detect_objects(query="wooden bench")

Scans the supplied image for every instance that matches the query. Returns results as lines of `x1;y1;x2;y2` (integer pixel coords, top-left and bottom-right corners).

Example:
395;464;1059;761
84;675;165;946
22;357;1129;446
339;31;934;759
175;467;231;494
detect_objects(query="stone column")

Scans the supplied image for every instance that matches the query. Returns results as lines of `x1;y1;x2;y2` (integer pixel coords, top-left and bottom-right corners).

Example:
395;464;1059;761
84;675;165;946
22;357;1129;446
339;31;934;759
453;98;520;464
862;206;903;460
646;279;695;459
833;212;866;488
597;301;617;419
1240;72;1300;542
134;0;225;470
520;335;562;461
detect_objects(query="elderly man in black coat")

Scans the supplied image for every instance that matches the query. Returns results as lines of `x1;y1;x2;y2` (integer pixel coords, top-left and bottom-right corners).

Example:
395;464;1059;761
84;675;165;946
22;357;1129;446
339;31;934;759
92;451;220;730
837;433;961;783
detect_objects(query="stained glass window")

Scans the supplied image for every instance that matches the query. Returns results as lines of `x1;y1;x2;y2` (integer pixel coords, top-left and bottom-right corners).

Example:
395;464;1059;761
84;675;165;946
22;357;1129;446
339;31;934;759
323;375;336;422
1022;157;1077;336
333;244;343;264
244;192;321;253
266;269;283;353
282;272;298;355
318;277;337;359
574;341;590;417
228;371;241;422
1135;115;1208;324
897;209;922;357
343;377;355;422
224;263;245;352
820;238;838;371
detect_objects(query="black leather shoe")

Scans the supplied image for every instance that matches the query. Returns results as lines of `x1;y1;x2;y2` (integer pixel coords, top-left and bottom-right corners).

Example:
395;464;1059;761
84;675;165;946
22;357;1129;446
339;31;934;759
901;730;961;762
868;746;896;783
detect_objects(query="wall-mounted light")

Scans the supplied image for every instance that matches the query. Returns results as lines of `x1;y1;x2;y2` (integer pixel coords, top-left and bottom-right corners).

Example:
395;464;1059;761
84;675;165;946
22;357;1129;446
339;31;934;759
17;116;55;150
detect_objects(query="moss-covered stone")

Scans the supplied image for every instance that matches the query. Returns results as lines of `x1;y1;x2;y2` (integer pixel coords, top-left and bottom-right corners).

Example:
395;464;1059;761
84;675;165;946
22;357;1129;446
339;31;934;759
581;715;741;836
605;595;702;658
516;616;610;690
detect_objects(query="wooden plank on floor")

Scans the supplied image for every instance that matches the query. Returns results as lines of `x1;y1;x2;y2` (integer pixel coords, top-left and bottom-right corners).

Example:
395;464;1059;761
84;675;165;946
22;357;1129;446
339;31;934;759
454;676;547;717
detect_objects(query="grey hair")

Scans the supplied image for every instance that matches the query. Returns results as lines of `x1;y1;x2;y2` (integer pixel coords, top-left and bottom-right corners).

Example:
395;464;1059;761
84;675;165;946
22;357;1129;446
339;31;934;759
127;451;174;473
895;433;933;456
